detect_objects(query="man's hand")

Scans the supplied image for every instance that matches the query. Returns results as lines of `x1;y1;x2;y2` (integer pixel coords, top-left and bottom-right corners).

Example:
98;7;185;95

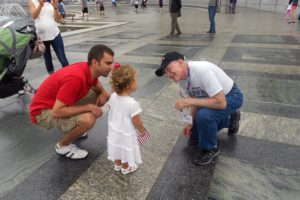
96;91;110;107
175;98;189;111
88;104;103;118
182;123;193;137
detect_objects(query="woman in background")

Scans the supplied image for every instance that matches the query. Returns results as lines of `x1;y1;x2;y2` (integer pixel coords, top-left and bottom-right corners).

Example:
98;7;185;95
28;0;69;74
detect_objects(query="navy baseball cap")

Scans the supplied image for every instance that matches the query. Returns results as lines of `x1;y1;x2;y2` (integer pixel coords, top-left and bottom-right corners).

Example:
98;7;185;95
155;51;184;77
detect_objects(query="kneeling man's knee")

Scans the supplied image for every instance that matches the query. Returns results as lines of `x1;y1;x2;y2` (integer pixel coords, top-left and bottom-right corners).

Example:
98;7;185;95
196;109;213;124
78;113;97;129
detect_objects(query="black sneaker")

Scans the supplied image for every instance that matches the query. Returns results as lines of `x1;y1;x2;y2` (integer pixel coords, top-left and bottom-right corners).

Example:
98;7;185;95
228;109;241;136
188;137;198;146
193;148;220;165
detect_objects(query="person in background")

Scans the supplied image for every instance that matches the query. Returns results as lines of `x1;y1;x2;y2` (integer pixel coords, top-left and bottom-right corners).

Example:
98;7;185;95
81;0;89;20
229;0;237;14
58;0;66;24
134;0;139;12
288;0;298;24
207;0;218;34
167;0;182;38
112;0;117;8
96;0;105;15
28;0;69;74
159;0;163;14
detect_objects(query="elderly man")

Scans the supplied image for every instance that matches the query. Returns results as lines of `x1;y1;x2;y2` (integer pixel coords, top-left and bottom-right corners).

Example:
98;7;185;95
155;52;243;165
30;44;114;159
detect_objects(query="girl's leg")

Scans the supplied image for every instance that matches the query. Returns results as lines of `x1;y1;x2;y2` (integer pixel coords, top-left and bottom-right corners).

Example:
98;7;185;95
121;162;129;169
121;162;138;175
114;160;122;171
115;160;122;166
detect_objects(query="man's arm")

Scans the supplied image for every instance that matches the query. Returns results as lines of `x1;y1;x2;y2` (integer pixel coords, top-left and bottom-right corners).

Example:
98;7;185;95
92;81;106;94
175;91;227;111
52;99;102;118
92;81;110;107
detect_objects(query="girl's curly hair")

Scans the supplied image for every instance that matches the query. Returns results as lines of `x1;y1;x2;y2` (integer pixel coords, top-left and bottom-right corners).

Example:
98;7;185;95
110;64;136;94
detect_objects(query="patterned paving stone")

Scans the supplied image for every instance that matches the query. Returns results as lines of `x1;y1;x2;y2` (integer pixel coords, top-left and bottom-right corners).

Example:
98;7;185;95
222;47;300;66
125;43;206;59
232;35;300;45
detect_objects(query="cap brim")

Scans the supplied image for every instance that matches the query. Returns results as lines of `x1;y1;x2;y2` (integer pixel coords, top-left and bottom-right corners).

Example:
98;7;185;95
155;63;167;77
155;68;164;76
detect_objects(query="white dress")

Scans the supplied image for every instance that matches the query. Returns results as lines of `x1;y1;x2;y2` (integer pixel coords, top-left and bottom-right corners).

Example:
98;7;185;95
107;92;142;166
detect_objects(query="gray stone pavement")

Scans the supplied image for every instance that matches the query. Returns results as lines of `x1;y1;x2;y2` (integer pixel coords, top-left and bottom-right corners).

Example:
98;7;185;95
0;3;300;200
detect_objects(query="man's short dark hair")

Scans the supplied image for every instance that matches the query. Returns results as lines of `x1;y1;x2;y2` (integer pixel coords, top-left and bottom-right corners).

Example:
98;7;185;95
88;44;114;65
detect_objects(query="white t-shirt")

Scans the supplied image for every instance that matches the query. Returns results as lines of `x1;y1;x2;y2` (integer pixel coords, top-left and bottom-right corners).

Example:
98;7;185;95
179;61;234;98
31;0;60;41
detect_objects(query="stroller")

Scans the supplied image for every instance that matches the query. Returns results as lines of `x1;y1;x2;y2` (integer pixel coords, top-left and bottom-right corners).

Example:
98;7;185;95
0;23;39;98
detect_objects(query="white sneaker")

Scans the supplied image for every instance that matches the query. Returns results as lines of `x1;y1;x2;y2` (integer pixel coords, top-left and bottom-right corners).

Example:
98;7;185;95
55;143;88;159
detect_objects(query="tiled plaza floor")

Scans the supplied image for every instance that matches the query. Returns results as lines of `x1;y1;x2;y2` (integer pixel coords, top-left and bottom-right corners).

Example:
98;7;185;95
0;3;299;200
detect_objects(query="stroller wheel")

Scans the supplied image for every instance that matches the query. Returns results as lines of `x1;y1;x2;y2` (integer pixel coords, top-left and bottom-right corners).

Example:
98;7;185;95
24;82;36;93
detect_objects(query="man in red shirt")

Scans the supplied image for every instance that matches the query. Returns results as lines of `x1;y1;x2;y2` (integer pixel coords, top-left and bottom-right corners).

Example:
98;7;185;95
30;44;114;159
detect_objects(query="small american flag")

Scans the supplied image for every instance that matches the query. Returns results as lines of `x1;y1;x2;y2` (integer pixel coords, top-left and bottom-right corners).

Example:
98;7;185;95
137;129;150;145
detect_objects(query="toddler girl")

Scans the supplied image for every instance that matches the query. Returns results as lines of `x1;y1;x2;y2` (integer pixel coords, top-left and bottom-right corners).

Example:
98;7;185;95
107;64;147;175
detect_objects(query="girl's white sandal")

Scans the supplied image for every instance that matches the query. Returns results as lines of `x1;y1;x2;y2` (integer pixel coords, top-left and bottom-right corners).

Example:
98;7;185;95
121;165;138;175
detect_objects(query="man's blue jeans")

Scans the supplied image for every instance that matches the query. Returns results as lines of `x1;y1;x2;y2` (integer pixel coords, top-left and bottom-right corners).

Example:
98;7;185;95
43;33;69;74
191;84;243;150
208;6;217;33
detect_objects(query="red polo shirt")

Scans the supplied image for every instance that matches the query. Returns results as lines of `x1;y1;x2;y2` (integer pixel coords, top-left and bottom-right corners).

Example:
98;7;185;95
30;62;98;123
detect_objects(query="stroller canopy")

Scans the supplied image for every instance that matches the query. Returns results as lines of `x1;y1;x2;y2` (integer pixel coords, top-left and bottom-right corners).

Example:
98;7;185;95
0;27;34;80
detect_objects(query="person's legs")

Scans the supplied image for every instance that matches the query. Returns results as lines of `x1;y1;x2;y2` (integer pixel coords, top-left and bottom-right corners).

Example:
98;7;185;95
35;90;99;159
192;85;243;165
86;8;89;20
229;0;233;12
175;13;182;36
43;40;54;74
209;6;216;33
290;7;297;23
51;33;69;67
168;12;177;37
58;112;96;146
208;6;213;32
232;0;237;13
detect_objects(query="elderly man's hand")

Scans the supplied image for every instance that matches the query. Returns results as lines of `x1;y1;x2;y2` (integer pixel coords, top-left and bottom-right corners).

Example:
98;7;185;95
96;91;110;107
182;123;193;137
175;98;189;111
